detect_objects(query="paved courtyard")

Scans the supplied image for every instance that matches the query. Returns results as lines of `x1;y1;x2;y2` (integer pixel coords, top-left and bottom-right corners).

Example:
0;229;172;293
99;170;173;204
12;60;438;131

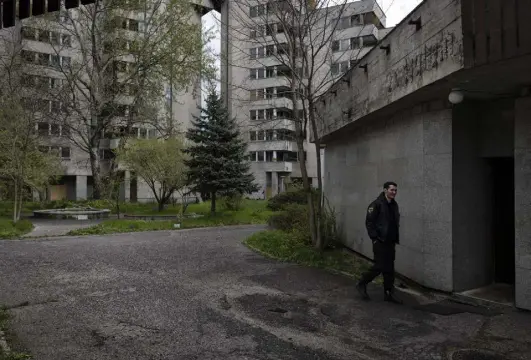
1;225;531;360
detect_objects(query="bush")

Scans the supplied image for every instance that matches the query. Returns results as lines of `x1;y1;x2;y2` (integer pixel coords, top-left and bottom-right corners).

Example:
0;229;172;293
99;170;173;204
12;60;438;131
268;203;309;239
266;188;320;211
220;193;244;211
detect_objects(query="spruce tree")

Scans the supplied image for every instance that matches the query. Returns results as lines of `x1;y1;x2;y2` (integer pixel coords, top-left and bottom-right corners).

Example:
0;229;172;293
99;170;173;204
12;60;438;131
185;90;257;214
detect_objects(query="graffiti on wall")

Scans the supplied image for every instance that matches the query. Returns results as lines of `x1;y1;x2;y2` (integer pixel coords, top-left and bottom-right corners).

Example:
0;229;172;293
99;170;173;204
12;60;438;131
385;30;463;94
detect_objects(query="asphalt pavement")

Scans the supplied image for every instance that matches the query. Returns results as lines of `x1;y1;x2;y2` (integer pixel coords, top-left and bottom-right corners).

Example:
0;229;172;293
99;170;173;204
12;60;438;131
1;225;531;360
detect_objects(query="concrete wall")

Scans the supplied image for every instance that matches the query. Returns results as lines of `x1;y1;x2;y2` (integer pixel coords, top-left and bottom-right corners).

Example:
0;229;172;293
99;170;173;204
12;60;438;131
514;96;531;310
316;0;464;140
452;103;493;291
325;101;453;291
452;100;515;292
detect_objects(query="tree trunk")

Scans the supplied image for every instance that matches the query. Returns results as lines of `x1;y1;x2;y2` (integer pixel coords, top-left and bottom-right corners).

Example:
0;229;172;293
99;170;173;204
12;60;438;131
13;179;18;223
211;192;216;214
17;188;23;221
89;150;103;200
308;100;324;250
158;201;165;212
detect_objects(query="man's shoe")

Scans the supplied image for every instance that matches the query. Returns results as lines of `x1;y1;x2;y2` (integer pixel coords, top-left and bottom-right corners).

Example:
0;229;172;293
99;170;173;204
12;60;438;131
384;290;403;304
356;282;370;301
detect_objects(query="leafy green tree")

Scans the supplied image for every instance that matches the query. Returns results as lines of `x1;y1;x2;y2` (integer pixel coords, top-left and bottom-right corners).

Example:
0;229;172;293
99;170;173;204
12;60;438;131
185;90;257;214
117;137;187;211
0;96;62;222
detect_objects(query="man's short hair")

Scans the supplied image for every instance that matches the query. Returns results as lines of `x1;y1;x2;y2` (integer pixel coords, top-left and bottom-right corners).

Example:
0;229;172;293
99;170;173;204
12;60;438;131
383;181;398;189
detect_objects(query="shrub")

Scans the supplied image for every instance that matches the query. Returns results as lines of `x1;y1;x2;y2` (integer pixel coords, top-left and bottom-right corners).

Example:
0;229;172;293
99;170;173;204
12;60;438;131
268;203;309;238
220;193;244;211
266;188;320;211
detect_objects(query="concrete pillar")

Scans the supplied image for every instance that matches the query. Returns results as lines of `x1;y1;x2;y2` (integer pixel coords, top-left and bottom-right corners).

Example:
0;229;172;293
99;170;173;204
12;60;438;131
273;151;277;161
76;175;88;201
124;171;131;202
271;172;279;196
514;96;531;311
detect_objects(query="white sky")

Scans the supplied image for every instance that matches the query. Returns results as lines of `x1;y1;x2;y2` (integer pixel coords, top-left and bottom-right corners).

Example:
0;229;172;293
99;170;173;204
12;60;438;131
201;0;423;86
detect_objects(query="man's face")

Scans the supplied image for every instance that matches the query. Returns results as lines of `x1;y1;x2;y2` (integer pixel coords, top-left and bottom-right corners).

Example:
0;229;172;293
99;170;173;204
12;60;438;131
384;185;398;200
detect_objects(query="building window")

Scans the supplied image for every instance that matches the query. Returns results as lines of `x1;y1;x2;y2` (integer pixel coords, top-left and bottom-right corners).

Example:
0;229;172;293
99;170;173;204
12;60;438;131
250;131;257;141
51;123;60;136
61;34;71;47
61;126;70;137
257;130;265;140
250;89;265;101
61;147;71;158
266;130;274;141
139;128;148;138
62;56;71;68
257;151;264;161
331;60;353;75
129;19;139;31
249;152;257;161
21;27;36;40
38;122;49;136
331;63;339;75
362;35;377;47
21;50;36;63
38;53;50;66
265;87;275;99
350;37;360;49
51;101;61;113
51;32;60;45
250;4;265;18
38;30;49;42
35;76;49;90
50;78;61;89
351;14;363;26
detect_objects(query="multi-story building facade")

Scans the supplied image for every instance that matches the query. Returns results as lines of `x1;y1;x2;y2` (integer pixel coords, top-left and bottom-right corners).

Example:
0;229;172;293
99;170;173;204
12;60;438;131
220;0;390;198
0;2;203;202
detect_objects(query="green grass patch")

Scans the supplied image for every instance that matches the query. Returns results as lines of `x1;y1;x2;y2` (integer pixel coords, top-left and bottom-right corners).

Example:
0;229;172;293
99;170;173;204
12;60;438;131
0;308;32;360
244;230;375;280
66;201;273;236
0;220;33;239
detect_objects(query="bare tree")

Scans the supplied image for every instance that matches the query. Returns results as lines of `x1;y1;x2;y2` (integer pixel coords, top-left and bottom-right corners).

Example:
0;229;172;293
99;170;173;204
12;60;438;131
225;0;384;249
21;0;213;199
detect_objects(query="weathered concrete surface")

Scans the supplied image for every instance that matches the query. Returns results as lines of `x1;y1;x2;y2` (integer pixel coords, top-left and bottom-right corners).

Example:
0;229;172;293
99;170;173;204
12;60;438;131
315;0;464;140
1;226;531;360
324;103;454;292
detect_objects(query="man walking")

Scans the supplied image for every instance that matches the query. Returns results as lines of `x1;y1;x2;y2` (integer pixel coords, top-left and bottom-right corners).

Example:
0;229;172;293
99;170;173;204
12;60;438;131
356;182;402;304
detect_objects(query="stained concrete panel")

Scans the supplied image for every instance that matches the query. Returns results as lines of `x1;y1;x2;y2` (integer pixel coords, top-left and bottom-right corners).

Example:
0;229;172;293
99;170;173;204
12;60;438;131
423;252;453;291
423;220;453;258
515;97;531;307
515;267;531;310
325;107;453;291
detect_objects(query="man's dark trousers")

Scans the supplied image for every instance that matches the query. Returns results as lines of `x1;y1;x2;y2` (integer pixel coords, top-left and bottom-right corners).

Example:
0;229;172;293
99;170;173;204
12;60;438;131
359;241;395;291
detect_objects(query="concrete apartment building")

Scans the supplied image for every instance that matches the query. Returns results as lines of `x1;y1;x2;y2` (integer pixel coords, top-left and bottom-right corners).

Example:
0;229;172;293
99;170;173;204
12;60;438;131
315;0;531;310
220;0;391;198
0;2;202;202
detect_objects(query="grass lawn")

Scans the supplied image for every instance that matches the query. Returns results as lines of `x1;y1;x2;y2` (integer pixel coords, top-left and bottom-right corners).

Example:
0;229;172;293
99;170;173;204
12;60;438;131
0;219;33;240
0;308;31;360
66;200;272;236
244;230;376;281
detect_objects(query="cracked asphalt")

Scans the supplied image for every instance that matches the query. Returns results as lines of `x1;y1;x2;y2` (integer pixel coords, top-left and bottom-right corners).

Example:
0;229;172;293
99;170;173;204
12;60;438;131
1;225;531;360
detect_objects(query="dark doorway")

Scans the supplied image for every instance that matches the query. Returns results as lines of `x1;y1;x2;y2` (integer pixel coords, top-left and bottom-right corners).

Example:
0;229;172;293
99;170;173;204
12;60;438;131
489;157;515;284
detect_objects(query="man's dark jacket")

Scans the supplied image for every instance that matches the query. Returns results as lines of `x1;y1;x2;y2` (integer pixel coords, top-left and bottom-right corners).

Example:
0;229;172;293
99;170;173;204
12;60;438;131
365;192;400;244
